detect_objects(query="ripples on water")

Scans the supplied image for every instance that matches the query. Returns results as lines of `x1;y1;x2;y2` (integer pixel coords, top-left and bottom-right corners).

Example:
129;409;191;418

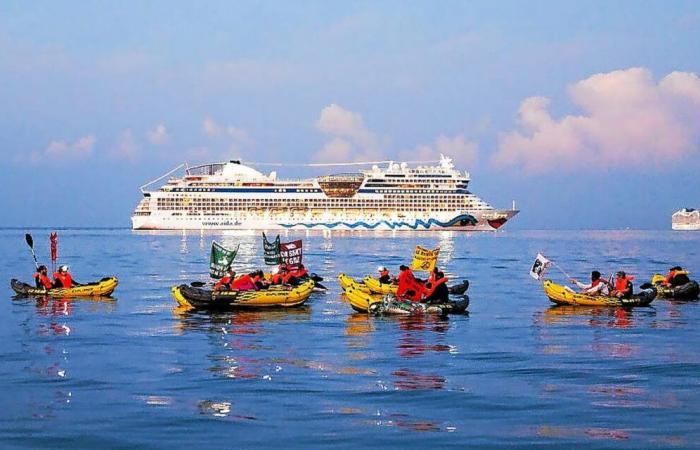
0;229;699;447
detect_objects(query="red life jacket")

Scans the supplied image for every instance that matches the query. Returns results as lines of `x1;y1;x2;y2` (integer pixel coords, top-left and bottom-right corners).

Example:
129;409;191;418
34;272;53;289
380;269;389;278
397;269;423;302
53;272;73;288
270;273;284;285
591;279;604;287
424;276;448;298
232;274;257;291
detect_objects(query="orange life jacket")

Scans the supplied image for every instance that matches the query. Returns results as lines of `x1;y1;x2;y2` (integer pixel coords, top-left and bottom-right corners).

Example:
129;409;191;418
292;268;308;279
53;272;73;288
270;273;284;285
615;277;631;293
34;272;53;289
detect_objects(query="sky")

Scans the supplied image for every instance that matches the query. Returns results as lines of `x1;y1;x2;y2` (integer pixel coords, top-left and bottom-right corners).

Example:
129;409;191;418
1;1;700;229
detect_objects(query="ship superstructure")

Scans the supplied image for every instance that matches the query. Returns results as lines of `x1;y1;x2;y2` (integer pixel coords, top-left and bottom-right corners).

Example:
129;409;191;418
131;155;518;231
672;208;700;231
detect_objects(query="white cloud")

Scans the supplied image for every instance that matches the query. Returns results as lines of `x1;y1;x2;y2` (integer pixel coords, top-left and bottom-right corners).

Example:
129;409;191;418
30;134;96;163
492;68;700;173
313;104;387;162
316;103;381;151
402;135;478;167
147;123;170;145
112;129;140;162
202;117;254;154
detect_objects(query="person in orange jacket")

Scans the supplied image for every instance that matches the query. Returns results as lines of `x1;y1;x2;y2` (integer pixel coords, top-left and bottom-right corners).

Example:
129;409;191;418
610;271;633;299
53;265;80;288
270;265;287;285
423;271;449;303
33;265;53;290
663;266;690;287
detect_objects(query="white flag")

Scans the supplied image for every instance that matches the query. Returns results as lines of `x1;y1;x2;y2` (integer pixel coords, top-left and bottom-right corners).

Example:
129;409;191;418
530;253;551;280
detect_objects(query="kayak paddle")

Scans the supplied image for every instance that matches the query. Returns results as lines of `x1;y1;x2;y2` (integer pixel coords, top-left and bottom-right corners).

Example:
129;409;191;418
25;233;38;269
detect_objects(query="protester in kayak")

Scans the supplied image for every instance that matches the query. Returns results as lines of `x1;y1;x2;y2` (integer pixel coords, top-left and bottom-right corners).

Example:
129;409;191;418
570;271;610;296
231;272;259;291
663;266;691;287
397;265;423;301
423;271;449;303
252;270;270;290
377;266;392;284
270;265;287;285
610;271;633;299
214;268;236;291
33;265;53;290
53;265;80;288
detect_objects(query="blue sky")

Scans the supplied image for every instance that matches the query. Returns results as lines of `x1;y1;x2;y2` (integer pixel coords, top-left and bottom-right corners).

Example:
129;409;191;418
1;1;699;228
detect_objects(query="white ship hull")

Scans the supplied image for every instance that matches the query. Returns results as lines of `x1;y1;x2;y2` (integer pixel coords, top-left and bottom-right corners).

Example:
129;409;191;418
132;210;518;232
132;156;519;232
672;222;700;231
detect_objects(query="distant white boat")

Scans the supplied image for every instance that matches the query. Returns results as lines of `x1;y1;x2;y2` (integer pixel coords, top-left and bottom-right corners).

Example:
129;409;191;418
672;208;700;231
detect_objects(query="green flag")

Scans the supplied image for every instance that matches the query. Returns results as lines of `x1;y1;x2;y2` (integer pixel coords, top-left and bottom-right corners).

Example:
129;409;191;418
210;241;239;279
263;232;281;265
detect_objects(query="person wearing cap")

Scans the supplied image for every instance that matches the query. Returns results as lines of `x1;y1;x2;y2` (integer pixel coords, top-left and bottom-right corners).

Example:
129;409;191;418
570;271;610;296
33;265;53;290
377;266;392;284
214;267;236;291
53;265;80;288
610;271;633;299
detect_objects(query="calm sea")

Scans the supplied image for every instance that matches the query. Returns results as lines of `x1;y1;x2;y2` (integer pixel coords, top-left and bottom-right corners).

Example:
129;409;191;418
0;229;699;448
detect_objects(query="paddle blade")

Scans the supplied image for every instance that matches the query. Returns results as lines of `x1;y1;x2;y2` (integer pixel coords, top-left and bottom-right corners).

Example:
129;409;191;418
25;233;33;248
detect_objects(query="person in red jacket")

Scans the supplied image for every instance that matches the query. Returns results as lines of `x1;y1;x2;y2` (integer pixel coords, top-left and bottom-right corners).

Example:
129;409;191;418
33;265;53;290
231;272;259;291
53;265;80;288
214;268;236;290
377;266;392;284
396;265;423;302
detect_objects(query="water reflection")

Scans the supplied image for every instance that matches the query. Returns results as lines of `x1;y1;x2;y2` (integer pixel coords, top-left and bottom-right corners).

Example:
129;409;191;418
539;305;656;329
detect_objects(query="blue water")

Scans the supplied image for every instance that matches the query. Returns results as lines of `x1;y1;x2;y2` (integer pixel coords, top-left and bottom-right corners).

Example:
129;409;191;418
1;229;699;448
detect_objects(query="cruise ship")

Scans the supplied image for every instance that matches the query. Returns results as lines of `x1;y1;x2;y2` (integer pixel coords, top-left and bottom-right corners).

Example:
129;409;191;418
672;208;700;231
131;155;518;231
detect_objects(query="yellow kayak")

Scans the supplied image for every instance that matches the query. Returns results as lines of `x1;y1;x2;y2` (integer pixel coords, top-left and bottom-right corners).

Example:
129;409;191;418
338;273;370;293
172;280;314;310
363;276;398;295
343;284;383;313
11;277;119;297
543;280;656;307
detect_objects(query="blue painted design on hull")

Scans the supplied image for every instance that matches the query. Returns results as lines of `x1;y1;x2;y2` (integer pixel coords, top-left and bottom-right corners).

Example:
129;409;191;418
279;214;478;230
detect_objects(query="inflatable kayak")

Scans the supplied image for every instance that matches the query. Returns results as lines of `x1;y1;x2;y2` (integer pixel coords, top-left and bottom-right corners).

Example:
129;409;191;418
649;274;699;300
172;280;314;310
340;275;469;315
10;277;118;297
338;274;371;293
543;280;656;307
362;276;470;295
362;275;469;296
